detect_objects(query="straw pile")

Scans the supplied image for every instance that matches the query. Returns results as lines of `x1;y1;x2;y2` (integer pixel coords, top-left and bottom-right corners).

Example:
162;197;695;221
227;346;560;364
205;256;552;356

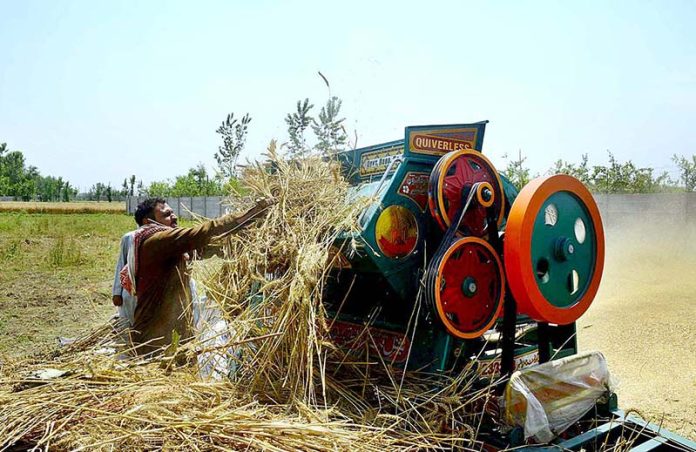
0;142;494;451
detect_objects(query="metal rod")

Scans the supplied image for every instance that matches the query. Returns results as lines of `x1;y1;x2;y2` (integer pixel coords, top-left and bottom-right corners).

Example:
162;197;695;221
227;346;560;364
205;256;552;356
358;156;403;229
538;322;551;363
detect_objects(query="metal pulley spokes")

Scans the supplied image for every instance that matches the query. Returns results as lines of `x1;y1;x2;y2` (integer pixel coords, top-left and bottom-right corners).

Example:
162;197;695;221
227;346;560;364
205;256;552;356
504;175;605;324
427;237;505;339
428;150;505;236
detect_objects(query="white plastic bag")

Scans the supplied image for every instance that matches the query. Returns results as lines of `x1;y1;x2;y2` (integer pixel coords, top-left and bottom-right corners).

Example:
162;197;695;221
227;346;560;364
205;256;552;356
502;351;612;443
191;280;238;381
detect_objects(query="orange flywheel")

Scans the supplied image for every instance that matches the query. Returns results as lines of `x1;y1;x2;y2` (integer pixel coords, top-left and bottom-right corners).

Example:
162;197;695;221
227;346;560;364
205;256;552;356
504;175;605;324
428;150;505;237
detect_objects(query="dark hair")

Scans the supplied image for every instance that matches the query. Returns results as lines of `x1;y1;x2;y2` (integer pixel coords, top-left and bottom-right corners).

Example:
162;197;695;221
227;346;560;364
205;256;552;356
134;197;166;226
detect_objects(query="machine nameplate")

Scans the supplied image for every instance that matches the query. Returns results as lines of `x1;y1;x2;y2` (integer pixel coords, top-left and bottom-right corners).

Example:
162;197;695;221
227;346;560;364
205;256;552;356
409;127;478;155
359;146;404;178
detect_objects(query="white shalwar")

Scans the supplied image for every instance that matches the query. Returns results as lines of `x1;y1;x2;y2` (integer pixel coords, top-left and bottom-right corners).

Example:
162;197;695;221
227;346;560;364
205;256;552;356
112;230;138;326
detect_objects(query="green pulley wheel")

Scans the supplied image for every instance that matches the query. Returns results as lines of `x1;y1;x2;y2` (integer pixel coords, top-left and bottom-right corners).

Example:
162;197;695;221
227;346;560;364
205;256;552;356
504;175;605;324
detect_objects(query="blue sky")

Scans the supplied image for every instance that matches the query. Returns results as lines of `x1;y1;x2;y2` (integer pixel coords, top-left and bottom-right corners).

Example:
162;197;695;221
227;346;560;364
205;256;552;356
1;0;695;190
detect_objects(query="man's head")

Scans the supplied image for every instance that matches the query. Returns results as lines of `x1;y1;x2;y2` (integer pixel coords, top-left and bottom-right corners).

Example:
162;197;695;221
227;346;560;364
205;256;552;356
134;197;178;227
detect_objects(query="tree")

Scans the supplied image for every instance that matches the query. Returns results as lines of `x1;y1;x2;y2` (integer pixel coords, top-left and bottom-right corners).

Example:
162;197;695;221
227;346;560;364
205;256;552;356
590;151;669;193
550;153;591;185
502;149;531;189
312;96;347;156
285;99;314;157
106;184;113;202
146;181;171;197
129;175;136;196
92;182;106;202
121;178;129;198
0;143;8;195
672;154;696;192
554;151;672;193
3;151;27;193
147;165;224;197
0;151;40;200
62;181;74;202
215;113;251;178
0;143;78;201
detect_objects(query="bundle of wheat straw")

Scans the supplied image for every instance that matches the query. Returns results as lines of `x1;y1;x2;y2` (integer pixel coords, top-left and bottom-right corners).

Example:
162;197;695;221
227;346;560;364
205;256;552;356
196;141;372;406
0;351;398;450
0;143;494;450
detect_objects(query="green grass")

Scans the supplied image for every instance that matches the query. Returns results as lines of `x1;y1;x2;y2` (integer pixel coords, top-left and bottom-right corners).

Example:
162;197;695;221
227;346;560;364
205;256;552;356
0;212;195;357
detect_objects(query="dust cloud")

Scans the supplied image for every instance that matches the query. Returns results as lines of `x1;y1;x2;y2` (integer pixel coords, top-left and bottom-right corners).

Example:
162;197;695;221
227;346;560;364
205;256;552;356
577;220;696;440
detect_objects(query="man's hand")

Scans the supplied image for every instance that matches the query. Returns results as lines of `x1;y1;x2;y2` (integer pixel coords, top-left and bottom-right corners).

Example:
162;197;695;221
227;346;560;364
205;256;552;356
217;196;279;240
112;295;123;307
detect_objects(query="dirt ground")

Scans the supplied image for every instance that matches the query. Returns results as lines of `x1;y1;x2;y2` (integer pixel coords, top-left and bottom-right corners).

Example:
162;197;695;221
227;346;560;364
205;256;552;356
577;223;696;441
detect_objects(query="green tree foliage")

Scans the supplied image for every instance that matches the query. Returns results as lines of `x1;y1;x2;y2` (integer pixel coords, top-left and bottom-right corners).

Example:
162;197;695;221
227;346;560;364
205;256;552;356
88;182;106;202
0;143;7;194
285;99;314;157
283;96;348;158
504;149;674;194
36;176;66;201
553;151;671;193
550;153;591;185
215;113;251;178
0;142;77;201
146;181;172;197
502;149;531;189
62;181;73;202
312;96;347;156
672;154;696;191
146;164;224;197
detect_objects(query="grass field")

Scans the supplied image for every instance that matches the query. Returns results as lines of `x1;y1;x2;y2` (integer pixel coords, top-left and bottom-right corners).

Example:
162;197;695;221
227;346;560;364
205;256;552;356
0;212;133;356
0;212;197;357
0;201;125;214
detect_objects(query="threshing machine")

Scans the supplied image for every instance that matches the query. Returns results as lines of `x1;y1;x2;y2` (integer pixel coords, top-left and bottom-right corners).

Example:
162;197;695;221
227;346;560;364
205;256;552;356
326;121;696;450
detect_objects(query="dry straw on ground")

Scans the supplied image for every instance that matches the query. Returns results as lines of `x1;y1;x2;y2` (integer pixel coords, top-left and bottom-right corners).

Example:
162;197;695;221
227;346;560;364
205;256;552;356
0;201;125;214
0;142;493;451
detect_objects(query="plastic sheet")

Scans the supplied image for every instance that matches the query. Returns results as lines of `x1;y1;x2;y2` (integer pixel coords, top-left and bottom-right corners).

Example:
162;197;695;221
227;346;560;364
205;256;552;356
503;351;612;443
192;280;238;380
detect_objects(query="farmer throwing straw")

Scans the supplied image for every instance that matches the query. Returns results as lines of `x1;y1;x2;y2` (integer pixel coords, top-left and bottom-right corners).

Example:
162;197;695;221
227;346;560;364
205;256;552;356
120;197;272;355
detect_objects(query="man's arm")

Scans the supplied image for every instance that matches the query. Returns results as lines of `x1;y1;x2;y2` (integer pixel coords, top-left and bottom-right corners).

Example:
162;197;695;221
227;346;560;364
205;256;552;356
111;233;131;306
143;200;271;261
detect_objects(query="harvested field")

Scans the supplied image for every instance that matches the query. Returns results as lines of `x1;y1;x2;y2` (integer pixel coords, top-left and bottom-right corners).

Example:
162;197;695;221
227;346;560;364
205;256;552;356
578;222;696;441
0;201;125;214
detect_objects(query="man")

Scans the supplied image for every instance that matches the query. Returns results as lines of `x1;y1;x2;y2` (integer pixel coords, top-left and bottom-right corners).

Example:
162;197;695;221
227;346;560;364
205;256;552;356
111;207;148;327
113;198;203;328
121;197;270;354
